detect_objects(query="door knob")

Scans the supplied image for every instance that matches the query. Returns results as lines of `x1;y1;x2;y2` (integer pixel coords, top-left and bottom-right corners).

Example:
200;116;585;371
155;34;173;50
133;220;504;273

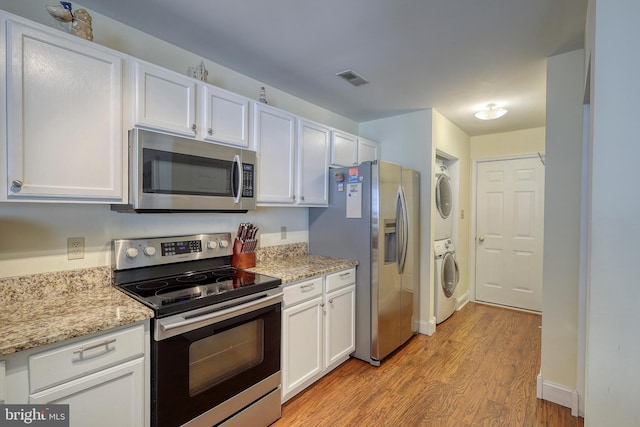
478;236;485;243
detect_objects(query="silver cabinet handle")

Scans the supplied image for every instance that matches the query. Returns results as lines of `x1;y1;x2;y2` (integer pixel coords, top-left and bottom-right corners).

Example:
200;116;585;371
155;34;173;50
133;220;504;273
339;272;350;278
300;284;315;291
208;128;213;135
11;180;23;189
72;338;116;355
478;236;485;242
329;299;334;304
300;196;305;201
192;123;197;131
292;195;296;200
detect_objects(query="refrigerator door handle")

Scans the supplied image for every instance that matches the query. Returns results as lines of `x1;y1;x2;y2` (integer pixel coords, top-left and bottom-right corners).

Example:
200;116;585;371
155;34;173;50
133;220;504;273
395;187;403;273
396;185;409;274
400;185;409;274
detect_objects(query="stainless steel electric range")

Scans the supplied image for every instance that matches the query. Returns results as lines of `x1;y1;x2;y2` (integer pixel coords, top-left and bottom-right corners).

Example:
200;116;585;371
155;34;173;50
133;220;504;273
112;233;283;427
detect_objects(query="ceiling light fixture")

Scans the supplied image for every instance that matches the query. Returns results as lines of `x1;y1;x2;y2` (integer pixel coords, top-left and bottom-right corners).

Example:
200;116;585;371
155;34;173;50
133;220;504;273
336;69;369;87
474;103;508;120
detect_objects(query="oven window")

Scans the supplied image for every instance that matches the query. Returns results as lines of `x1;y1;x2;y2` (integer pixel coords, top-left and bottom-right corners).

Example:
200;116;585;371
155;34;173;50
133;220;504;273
143;148;233;196
188;319;264;396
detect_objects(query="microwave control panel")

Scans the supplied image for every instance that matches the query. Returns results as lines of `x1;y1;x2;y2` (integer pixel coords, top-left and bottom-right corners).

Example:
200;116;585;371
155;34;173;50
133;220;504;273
242;164;254;198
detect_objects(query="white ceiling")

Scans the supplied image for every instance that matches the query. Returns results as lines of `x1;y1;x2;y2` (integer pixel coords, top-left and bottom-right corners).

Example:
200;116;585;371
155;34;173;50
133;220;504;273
78;0;587;136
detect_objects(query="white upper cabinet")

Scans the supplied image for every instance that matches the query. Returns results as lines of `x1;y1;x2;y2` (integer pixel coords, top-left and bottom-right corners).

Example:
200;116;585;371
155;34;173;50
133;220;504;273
252;101;330;207
330;130;358;167
133;60;249;147
201;85;249;147
330;131;380;167
4;19;125;202
253;102;296;204
296;119;330;206
357;137;380;163
133;61;198;138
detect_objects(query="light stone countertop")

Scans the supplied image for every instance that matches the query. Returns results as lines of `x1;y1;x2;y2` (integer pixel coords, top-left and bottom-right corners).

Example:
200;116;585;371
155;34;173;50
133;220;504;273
249;254;358;284
0;244;356;357
0;266;153;357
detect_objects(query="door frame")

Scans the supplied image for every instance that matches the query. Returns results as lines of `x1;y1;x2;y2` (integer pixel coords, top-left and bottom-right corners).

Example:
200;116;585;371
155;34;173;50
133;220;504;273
469;153;545;305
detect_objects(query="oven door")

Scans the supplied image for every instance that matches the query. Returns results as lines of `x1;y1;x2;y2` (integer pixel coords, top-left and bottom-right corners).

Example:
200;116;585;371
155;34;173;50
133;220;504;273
153;290;282;427
129;128;256;212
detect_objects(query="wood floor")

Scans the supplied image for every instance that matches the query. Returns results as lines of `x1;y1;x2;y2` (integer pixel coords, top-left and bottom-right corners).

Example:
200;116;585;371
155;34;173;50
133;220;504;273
273;302;583;427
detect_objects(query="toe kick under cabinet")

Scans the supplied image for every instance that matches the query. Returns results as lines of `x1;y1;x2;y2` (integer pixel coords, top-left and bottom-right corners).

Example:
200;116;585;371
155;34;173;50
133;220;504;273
281;268;356;403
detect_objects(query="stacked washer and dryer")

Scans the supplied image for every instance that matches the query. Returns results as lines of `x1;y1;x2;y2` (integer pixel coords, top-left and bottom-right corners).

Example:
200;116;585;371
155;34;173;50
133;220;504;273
434;163;460;324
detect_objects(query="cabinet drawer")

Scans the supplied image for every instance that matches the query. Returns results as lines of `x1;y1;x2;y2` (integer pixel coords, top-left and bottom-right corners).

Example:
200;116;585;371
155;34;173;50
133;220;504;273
29;324;145;393
326;268;356;293
283;277;323;307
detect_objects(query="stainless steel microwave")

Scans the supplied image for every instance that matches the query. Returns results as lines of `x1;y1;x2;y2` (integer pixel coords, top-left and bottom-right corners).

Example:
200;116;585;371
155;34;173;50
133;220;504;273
112;129;256;213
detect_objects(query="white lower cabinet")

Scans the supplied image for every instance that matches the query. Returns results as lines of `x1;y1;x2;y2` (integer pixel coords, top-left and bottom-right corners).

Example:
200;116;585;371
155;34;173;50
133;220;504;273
0;322;149;427
325;284;356;370
29;358;144;427
281;268;356;403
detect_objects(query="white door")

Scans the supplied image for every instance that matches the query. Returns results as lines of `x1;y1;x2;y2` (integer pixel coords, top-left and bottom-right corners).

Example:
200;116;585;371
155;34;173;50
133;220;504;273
253;103;296;205
6;21;124;201
134;61;198;137
201;85;249;147
324;284;355;370
475;157;545;311
296;119;329;206
281;296;323;401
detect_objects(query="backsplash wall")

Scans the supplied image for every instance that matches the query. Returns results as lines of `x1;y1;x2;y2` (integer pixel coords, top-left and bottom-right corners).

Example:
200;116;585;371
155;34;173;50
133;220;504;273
0;203;308;278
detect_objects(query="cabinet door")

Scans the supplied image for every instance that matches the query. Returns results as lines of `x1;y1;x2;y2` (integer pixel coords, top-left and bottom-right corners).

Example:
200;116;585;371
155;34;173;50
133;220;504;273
358;138;380;163
330;130;358;167
134;61;198;137
325;285;356;370
201;85;249;147
29;358;144;427
296;119;329;206
6;21;124;201
253;103;296;204
281;296;323;401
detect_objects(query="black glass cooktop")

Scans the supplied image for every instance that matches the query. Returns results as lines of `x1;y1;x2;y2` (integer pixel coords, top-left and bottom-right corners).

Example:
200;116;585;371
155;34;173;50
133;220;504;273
116;266;281;317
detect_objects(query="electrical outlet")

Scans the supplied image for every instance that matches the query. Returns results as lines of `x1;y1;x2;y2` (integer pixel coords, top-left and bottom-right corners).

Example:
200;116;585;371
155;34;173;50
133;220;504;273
280;226;287;240
67;237;85;260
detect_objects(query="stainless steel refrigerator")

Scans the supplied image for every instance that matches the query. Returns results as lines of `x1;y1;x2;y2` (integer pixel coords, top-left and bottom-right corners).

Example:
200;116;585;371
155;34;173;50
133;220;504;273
309;160;420;366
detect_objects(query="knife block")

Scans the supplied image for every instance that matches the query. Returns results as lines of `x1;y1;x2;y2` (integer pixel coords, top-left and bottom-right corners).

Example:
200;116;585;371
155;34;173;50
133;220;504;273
231;240;256;268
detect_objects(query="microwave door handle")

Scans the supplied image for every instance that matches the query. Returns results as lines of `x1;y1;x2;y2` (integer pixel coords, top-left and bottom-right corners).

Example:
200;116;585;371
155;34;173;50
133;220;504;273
232;154;242;204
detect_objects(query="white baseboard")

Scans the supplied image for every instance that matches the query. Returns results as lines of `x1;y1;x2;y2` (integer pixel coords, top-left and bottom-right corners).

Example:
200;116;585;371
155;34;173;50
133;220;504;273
418;316;436;336
455;291;469;311
537;373;580;417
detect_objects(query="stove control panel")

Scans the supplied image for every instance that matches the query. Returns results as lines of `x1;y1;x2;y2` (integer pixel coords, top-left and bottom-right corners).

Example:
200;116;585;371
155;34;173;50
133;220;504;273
113;233;233;270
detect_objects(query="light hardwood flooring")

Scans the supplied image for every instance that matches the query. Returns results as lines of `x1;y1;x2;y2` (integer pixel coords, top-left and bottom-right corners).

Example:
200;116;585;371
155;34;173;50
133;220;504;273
273;302;583;427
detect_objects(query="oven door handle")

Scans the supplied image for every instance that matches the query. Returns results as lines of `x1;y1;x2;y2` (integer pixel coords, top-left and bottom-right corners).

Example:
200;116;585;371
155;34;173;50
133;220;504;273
155;290;283;340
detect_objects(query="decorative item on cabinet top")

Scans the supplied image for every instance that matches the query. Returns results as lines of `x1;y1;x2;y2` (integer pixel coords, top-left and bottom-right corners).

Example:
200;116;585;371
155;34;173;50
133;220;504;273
187;61;209;82
259;86;268;104
46;1;93;41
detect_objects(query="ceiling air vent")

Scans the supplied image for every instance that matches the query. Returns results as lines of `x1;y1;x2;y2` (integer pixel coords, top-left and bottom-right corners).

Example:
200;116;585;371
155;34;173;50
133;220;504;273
336;69;369;87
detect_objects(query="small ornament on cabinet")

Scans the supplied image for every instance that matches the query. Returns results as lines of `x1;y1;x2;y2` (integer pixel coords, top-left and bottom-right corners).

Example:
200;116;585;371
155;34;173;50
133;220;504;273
187;61;209;82
259;86;268;104
46;2;93;41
